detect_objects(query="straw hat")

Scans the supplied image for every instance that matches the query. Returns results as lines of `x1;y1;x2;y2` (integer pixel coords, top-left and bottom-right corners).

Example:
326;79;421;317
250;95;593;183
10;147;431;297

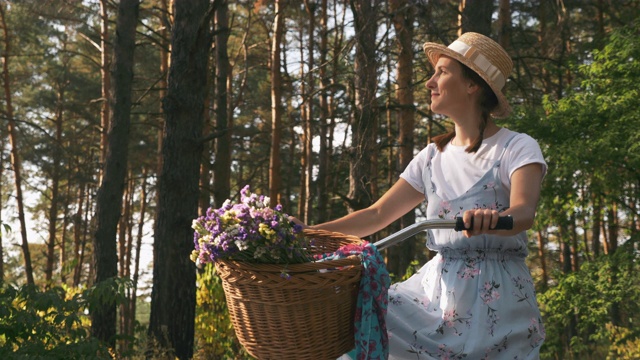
423;32;513;118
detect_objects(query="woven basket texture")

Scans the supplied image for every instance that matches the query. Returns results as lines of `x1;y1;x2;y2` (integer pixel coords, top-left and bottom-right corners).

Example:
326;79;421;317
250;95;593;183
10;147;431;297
215;229;364;360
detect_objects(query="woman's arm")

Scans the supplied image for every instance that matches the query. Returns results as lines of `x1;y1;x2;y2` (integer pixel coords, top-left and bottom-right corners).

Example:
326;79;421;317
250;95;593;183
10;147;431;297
309;178;425;238
462;162;544;237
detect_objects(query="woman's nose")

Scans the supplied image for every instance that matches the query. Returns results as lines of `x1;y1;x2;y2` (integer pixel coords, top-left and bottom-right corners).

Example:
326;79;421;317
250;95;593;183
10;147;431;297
426;75;436;89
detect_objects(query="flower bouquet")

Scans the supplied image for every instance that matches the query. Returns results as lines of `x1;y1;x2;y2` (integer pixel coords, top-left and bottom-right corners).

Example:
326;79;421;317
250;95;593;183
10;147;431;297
190;185;364;360
190;185;312;271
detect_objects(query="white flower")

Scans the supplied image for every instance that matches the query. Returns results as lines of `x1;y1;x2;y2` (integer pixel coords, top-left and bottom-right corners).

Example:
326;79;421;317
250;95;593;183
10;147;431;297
254;247;267;258
227;224;240;236
235;239;249;251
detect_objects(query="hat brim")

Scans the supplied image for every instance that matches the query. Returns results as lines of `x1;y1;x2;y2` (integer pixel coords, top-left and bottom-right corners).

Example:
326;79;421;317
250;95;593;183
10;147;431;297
423;42;511;118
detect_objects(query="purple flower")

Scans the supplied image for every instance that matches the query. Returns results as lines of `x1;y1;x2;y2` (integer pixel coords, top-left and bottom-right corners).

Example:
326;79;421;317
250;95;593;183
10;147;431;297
190;185;312;266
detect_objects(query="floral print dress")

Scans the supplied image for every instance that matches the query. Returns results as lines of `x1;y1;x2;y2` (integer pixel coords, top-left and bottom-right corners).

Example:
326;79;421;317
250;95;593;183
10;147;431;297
386;136;545;359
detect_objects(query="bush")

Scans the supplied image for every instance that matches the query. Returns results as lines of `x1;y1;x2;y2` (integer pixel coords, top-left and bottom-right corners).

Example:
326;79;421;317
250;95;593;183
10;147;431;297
538;243;640;359
0;284;113;359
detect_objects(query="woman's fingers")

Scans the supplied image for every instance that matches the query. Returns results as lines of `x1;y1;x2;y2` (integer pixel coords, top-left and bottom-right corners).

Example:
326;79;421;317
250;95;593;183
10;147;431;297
463;209;499;237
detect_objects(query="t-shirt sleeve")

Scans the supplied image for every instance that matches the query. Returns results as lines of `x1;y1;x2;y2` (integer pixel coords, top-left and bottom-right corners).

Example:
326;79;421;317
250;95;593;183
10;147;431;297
399;145;431;194
504;134;547;183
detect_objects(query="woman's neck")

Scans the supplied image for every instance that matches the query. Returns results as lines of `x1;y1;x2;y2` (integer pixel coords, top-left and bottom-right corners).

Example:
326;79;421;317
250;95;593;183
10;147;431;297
452;120;499;147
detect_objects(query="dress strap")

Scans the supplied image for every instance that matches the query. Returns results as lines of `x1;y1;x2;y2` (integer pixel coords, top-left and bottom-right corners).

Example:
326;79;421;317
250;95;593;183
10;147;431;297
493;132;519;166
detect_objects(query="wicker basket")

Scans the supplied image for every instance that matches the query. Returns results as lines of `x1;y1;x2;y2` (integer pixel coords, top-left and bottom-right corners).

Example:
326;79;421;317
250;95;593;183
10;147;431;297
215;229;363;360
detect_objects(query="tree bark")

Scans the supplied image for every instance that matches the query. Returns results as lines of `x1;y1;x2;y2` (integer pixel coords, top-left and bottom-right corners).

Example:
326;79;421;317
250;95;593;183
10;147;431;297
347;0;379;212
591;193;601;257
129;169;148;344
387;0;416;278
458;0;493;36
303;0;316;223
316;0;330;223
536;230;548;291
297;23;308;220
213;0;231;207
91;0;139;346
269;0;284;205
497;0;511;49
72;183;86;287
45;53;67;286
157;0;171;204
148;0;213;358
100;0;111;174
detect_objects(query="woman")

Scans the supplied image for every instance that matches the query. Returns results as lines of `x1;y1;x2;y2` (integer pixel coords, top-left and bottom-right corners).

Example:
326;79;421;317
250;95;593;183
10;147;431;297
310;32;547;359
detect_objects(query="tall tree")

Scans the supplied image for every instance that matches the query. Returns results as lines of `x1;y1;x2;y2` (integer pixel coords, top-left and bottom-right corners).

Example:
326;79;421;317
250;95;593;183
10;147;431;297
99;0;111;172
348;0;379;212
157;0;170;200
212;0;231;208
91;0;140;346
45;34;70;286
497;0;511;48
148;0;214;357
387;0;416;278
458;0;492;35
315;0;330;223
0;2;35;286
303;0;316;223
269;0;285;205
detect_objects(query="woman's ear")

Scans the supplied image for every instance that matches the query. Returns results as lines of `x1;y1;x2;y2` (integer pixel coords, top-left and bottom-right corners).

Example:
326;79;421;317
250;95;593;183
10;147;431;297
467;81;480;95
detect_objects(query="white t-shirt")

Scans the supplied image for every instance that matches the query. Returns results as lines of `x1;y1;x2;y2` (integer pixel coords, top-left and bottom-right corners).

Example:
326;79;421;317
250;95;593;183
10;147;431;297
400;128;547;200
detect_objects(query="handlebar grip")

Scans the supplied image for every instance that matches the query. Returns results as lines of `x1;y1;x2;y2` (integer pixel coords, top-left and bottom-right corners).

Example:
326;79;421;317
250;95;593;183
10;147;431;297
454;215;513;231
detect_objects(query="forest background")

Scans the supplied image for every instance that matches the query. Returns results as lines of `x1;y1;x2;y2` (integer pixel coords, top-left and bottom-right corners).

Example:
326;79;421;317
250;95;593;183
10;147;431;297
1;0;639;359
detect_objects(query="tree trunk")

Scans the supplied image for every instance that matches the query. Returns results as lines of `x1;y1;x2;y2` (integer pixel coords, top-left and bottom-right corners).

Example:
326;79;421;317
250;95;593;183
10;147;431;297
347;0;379;212
458;0;493;36
157;0;170;202
0;3;35;286
60;175;72;285
213;0;231;208
570;213;579;271
607;204;618;254
387;0;416;278
118;176;133;352
497;0;511;49
303;0;316;223
269;0;284;205
100;0;111;174
148;0;213;358
591;194;602;259
560;224;572;274
607;204;621;326
130;169;148;345
72;183;86;287
297;24;308;220
536;230;548;291
45;63;66;286
91;0;139;346
316;0;330;223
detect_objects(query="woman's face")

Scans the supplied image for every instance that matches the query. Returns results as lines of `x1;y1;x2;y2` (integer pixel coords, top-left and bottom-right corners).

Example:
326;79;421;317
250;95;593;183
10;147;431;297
426;56;474;117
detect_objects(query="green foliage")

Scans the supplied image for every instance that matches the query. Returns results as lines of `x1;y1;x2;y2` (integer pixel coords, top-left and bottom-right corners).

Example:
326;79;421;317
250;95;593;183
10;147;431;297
532;21;640;358
538;243;640;359
0;284;112;359
84;277;133;314
193;264;252;359
539;19;640;210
